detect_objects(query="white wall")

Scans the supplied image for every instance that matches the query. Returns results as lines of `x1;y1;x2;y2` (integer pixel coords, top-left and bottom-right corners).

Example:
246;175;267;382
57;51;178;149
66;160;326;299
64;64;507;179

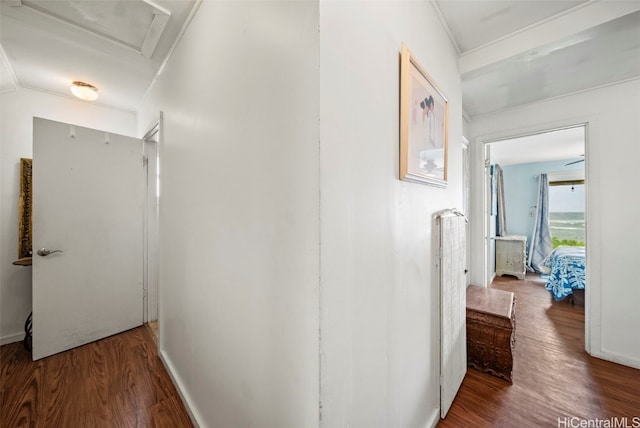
137;2;320;427
0;88;135;344
319;2;462;426
469;79;640;368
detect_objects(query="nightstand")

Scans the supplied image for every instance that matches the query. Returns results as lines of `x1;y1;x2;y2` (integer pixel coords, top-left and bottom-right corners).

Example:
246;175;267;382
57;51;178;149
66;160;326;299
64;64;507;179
495;235;527;280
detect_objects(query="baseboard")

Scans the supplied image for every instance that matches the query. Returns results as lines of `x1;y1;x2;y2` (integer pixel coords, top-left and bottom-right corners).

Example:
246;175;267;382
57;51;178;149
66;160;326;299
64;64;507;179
159;347;442;428
158;349;204;428
1;332;24;346
590;348;640;369
427;407;441;428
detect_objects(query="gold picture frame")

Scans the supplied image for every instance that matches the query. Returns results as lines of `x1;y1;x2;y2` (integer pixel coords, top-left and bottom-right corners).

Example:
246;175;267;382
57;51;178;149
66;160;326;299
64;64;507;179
18;158;33;259
400;43;449;187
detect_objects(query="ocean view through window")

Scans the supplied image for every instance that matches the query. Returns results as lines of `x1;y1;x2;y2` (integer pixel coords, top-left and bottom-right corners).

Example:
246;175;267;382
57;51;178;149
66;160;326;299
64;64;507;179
549;183;585;247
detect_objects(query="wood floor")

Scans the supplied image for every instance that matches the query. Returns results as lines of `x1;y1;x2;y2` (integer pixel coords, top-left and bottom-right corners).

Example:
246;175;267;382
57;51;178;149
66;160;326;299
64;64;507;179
148;321;159;341
0;325;192;428
3;279;638;427
439;274;640;427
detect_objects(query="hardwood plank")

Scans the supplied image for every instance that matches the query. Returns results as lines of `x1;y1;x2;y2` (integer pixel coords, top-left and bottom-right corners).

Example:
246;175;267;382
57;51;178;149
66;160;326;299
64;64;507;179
0;326;193;428
40;349;90;427
83;390;139;428
0;354;43;427
439;274;640;427
140;396;194;428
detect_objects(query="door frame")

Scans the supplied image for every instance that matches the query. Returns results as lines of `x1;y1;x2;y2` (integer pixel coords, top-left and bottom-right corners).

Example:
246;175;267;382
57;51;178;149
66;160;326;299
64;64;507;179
143;121;160;324
470;117;596;356
461;137;471;286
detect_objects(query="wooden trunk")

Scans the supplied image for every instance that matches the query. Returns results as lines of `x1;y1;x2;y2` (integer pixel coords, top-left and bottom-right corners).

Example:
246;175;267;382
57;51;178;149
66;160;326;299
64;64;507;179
466;285;516;383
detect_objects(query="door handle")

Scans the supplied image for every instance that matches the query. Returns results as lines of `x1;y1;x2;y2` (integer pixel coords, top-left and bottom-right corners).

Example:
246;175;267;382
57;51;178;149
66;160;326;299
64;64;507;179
37;248;63;256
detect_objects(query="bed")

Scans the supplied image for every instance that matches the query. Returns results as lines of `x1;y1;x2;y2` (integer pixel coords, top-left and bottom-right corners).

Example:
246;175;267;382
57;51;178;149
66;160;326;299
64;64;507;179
543;246;586;301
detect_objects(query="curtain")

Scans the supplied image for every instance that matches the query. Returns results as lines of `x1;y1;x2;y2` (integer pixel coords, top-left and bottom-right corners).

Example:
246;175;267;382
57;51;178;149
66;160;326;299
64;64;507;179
495;164;507;237
528;173;553;272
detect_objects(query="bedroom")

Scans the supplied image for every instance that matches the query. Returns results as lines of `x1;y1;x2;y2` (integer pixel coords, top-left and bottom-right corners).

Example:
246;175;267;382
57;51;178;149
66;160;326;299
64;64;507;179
488;125;586;305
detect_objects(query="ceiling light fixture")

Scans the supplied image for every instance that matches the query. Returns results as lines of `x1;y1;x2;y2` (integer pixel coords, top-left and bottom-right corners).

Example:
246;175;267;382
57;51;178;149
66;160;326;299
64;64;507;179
70;81;98;101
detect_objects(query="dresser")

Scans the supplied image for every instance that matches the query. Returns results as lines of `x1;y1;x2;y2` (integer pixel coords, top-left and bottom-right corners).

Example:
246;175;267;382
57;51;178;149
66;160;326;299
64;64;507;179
466;285;516;383
495;235;527;280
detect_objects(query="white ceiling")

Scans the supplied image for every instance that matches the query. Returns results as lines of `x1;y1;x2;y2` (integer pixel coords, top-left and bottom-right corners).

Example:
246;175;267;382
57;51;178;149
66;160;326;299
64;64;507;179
461;10;640;116
1;0;639;147
489;126;585;166
434;0;640;118
0;0;198;112
435;0;589;52
432;0;640;165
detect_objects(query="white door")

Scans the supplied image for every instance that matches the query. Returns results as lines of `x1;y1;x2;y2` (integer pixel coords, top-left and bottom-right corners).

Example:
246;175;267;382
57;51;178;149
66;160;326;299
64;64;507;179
438;211;467;418
32;118;144;360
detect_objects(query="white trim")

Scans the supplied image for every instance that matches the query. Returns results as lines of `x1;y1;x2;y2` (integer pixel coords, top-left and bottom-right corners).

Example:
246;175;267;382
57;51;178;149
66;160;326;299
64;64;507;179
483;143;492;287
157;111;164;331
427;407;441;428
159;349;202;427
1;332;25;346
138;0;203;112
583;119;598;356
0;43;20;88
462;109;471;125
472;116;598;365
429;0;461;56
590;349;640;370
480;123;585;145
460;0;598;58
142;121;160;324
142;0;171;16
141;13;170;59
468;76;640;120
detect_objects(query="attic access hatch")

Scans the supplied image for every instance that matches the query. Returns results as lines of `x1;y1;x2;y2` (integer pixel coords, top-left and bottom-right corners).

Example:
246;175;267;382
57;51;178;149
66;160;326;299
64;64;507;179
5;0;171;58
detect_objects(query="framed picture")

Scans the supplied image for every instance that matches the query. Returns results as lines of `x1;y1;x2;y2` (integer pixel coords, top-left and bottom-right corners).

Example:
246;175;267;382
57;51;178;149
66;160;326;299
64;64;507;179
400;43;448;187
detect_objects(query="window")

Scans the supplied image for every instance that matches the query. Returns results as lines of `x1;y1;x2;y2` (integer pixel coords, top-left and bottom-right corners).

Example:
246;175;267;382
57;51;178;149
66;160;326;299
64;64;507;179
548;182;585;248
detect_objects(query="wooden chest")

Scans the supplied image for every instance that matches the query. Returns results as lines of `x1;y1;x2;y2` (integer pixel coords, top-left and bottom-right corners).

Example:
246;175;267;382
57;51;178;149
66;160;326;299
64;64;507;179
466;285;516;383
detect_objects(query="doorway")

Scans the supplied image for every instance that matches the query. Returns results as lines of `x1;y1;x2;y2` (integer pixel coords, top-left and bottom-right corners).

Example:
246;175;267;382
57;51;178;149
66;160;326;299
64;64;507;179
143;122;160;337
482;124;588;345
484;126;586;279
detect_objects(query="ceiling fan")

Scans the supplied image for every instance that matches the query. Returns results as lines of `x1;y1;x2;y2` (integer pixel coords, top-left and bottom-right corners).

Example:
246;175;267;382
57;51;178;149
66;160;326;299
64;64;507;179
565;154;584;166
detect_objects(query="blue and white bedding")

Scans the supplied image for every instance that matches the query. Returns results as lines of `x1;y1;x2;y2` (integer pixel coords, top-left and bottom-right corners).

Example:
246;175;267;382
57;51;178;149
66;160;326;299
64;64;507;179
543;246;586;301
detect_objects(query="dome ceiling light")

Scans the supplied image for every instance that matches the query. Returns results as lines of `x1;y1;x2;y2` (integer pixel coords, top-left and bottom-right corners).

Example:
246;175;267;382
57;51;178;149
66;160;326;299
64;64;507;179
70;81;99;101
